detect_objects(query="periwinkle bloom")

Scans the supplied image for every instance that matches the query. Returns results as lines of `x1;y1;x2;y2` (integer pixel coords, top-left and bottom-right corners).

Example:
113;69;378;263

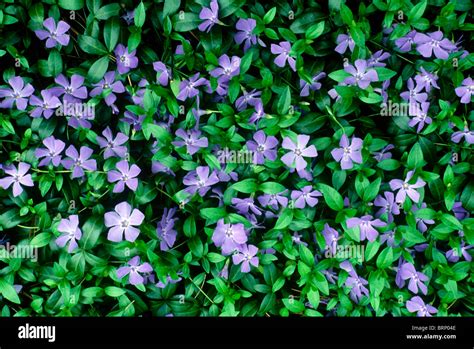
156;274;182;288
0;162;34;197
212;219;247;255
29;89;61;119
232;244;259;273
55;215;82;253
414;67;439;92
394;30;417;52
62;145;97;178
389;171;426;204
115;44;138;74
172;129;208;155
35;136;65;167
231;197;262;216
152;61;171;86
346;215;386;242
96;127;128;159
105;202;144;242
300;72;326;97
373;144;394;162
451;127;474;144
235;89;261;111
322;224;339;255
291;186;322;208
198;0;219;33
400;78;428;104
122;111;145;131
0;76;34;110
380;230;396;247
107;160;141;193
409;102;432;133
399;263;429;295
156;208;177;251
51;74;88;102
344;59;378;89
455;78;474;104
122;10;135;25
281;135;318;171
117;256;153;286
248;101;265;124
374;191;400;222
234;18;264;51
258;191;288;210
177;73;210;101
183;166;219;196
331;134;363;170
414;31;457;59
90;71;125;106
446;242;472;262
406;296;437;317
210;54;241;81
335;34;355;54
246;130;278;164
452;202;469;220
271;41;296;71
412;203;434;233
340;261;369;303
34;17;70;48
367;50;391;67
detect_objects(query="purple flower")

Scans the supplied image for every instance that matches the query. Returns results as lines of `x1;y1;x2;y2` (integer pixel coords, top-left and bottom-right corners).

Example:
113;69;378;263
258;191;288;210
34;17;70;48
270;41;296;71
152;61;171;86
152;161;175;177
374;191;400;222
156;208;177;251
344;59;378;89
451;127;474;144
281;135;318;171
198;0;219;33
55;215;82;253
335;34;355;54
96;127;129;159
107;160;141;193
177;73;210;101
346;215;386;242
406;296;437;317
0;76;34;110
340;261;369;303
172;129;208;155
246;130;278;164
389;171;426;204
105;202;144;242
455;78;474;104
0;162;34;197
373;144;394;162
300;72;326;97
234;18;264;51
62;145;97;178
90;71;125;106
122;10;135;25
408;102;431;133
380;230;396;247
394;30;417;52
235;89;261;111
322;224;339;255
400;263;429;295
50;74;88;102
414;67;439;92
367;50;390;67
232;244;259;273
231;197;261;216
35;136;66;167
122;111;145;131
183;166;219;196
211;54;241;81
117;256;153;286
331;134;363;170
248;101;265;124
29;89;61;119
400;78;428;104
291;186;321;208
412;203;434;233
414;31;457;59
212;219;247;255
115;44;138;74
453;202;469;220
446;242;472;262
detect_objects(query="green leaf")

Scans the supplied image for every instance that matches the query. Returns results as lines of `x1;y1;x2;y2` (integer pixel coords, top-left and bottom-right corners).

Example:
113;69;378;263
317;183;344;211
299;244;314;266
81;215;103;249
87;56;109;83
377;159;400;171
134;2;146;28
328;69;351;82
277;86;291;115
47;50;62;77
305;21;325;40
263;7;277;24
105;286;126;297
313;271;329;295
207;252;225;263
407;142;424;169
231;179;258;194
282;298;305;313
134;183;158;205
58;0;84;10
183;216;196;237
103;17;120;51
365;240;380;262
363;177;381;202
307;289;320;309
274;208;293;230
259;182;286;194
163;0;181;18
95;3;120;20
373;67;397;81
172;12;200;32
30;233;52;248
340;4;354;26
78;35;108;55
376;247;394;269
0;279;20;304
408;0;427;22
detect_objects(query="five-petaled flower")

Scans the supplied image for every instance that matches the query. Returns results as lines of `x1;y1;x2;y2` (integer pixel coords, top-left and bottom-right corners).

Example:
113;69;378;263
107;160;141;193
117;256;153;286
55;215;82;253
0;162;34;197
34;17;70;48
105;202;145;242
331;134;363;170
281;135;318;172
